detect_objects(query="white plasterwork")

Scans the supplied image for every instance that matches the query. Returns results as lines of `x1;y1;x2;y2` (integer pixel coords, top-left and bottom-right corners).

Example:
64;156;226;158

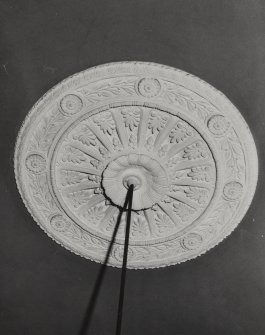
14;62;258;268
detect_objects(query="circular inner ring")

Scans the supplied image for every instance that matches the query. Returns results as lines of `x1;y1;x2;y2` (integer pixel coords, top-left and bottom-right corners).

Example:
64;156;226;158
51;104;217;244
102;153;169;210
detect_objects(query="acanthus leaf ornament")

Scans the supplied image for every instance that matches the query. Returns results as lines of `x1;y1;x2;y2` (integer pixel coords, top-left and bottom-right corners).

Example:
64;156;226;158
15;62;258;268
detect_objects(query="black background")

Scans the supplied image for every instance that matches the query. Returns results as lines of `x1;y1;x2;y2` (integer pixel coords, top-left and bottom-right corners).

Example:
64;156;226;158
1;1;265;334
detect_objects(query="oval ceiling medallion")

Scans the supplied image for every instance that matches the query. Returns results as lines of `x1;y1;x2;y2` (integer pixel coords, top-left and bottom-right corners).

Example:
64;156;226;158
15;62;258;268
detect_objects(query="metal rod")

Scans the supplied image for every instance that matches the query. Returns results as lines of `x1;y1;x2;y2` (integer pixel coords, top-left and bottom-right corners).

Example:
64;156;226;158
79;186;134;335
115;184;134;335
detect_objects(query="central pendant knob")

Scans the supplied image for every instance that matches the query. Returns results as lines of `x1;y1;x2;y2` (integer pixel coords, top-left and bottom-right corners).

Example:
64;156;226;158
102;153;169;210
123;176;142;190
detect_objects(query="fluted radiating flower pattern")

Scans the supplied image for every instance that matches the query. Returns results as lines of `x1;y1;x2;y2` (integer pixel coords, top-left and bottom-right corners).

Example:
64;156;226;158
53;106;216;242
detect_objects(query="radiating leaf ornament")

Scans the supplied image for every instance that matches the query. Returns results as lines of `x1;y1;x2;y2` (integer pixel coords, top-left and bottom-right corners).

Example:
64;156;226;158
131;215;149;239
73;128;96;146
184;187;209;205
148;111;167;133
183;141;209;160
187;166;211;182
121;109;140;130
155;212;174;233
93;113;115;135
83;205;106;223
62;146;86;164
173;202;196;222
60;170;87;186
169;122;193;143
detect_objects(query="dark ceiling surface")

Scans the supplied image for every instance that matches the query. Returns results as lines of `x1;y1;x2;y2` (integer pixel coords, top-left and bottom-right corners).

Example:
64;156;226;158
1;1;265;334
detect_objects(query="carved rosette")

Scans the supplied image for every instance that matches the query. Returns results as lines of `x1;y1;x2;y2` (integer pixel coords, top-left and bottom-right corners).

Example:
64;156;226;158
15;62;258;269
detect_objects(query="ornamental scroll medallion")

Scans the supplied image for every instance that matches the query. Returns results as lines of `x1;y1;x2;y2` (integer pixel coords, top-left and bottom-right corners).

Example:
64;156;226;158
15;62;258;268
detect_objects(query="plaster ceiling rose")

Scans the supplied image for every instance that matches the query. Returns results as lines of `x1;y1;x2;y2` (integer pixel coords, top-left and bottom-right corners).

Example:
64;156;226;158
15;62;258;268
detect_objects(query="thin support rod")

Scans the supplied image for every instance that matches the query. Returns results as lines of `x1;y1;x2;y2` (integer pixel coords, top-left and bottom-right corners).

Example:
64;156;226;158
115;184;134;335
78;186;134;335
